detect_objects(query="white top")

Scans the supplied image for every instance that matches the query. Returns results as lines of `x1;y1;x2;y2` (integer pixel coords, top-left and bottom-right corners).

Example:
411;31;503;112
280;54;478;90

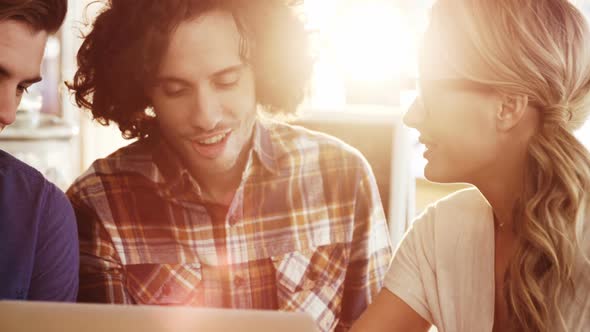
384;188;590;332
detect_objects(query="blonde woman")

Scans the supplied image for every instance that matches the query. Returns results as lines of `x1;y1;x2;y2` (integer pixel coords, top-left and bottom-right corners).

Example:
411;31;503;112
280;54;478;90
351;0;590;331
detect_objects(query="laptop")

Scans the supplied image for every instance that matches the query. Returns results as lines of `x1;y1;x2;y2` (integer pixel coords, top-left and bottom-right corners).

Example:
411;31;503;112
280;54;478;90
0;300;320;332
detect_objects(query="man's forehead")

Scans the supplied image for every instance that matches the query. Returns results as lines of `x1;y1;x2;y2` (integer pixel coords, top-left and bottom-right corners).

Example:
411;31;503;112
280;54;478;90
159;11;243;77
169;11;241;53
0;19;45;41
0;20;47;79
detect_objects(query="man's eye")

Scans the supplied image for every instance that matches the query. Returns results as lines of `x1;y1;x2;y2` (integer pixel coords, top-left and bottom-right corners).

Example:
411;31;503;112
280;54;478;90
163;88;186;96
215;80;238;89
17;85;29;95
214;73;240;89
160;83;188;97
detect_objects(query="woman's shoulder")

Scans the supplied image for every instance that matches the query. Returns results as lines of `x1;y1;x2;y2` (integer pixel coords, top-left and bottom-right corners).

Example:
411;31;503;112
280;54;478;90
415;187;491;230
403;187;494;262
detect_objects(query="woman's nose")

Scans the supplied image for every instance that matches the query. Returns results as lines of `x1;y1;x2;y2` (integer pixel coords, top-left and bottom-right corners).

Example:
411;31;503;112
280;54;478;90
403;97;426;129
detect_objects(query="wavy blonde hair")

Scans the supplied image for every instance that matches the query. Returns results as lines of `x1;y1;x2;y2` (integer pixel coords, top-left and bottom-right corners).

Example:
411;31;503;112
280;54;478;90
430;0;590;330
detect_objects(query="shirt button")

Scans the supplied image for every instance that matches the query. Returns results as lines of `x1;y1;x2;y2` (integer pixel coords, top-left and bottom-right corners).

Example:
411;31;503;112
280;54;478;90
234;275;245;288
229;216;240;226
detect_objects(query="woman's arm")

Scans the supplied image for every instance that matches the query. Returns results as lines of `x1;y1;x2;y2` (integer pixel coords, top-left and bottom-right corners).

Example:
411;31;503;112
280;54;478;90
350;288;431;332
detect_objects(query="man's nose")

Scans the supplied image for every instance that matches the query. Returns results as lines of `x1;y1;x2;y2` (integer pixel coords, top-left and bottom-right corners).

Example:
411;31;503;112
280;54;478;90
0;86;18;127
190;88;223;132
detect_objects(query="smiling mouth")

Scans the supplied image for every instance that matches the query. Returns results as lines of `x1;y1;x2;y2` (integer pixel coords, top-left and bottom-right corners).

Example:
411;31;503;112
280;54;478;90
191;129;233;159
197;132;229;145
196;129;232;146
419;138;436;149
423;143;436;150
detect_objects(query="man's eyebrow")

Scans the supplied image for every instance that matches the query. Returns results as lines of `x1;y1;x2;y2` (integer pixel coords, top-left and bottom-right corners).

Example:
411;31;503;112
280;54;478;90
211;64;244;77
0;64;42;85
154;76;190;85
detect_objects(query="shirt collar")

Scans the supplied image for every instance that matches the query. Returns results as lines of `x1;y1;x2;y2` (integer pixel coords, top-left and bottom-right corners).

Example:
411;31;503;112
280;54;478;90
152;135;198;196
251;118;280;175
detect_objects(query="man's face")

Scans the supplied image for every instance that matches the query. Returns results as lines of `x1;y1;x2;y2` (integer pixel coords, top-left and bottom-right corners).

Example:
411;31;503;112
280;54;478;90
149;10;257;179
0;20;47;132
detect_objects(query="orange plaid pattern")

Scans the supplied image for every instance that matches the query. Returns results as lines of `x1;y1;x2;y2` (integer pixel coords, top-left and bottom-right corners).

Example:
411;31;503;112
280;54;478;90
68;119;393;332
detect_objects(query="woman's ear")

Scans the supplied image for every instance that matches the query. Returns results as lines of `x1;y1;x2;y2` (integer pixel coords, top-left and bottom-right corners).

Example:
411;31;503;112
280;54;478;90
496;94;529;131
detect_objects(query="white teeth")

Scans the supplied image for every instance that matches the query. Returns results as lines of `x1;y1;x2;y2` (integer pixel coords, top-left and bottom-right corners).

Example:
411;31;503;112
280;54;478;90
199;132;228;145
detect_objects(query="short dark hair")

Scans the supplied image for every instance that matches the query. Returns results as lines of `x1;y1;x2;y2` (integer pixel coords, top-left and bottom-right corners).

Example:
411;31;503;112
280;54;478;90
68;0;313;140
0;0;67;33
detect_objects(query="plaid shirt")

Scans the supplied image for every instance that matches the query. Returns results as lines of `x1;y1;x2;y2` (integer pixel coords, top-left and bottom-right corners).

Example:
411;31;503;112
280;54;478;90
68;118;392;332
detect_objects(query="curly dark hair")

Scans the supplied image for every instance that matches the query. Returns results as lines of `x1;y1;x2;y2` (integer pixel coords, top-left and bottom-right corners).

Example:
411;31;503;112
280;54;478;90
67;0;313;139
0;0;67;33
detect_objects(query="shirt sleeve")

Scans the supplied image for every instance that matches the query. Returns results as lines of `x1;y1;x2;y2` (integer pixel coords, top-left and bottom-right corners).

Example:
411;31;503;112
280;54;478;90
336;161;393;331
383;206;437;324
28;183;79;301
68;187;131;304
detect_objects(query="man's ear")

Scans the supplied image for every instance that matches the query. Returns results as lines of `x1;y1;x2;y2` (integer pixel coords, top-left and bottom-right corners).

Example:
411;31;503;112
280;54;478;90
496;94;529;131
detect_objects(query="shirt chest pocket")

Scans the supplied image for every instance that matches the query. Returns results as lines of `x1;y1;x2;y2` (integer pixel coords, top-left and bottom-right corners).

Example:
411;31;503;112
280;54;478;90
271;243;348;298
124;262;203;305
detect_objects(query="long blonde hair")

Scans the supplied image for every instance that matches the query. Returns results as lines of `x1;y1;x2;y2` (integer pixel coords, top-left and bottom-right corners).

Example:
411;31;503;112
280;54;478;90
430;0;590;330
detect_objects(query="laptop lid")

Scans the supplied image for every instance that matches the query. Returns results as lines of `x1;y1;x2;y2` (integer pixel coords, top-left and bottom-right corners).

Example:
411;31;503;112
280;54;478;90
0;300;320;332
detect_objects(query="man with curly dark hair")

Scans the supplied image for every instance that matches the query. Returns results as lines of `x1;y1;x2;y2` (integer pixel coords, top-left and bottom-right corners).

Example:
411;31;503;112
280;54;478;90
67;1;392;330
0;0;78;301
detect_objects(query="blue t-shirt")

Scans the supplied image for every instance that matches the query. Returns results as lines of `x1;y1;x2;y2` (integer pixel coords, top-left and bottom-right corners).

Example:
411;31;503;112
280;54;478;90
0;149;78;301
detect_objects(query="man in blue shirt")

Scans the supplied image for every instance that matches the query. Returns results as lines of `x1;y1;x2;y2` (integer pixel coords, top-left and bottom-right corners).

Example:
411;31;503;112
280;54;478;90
0;0;78;301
